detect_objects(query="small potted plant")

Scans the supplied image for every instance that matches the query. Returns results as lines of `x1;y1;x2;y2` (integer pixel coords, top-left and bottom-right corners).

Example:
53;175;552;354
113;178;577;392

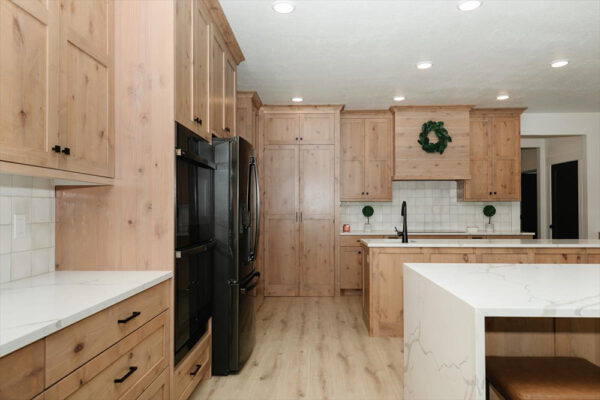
362;205;374;232
483;205;496;232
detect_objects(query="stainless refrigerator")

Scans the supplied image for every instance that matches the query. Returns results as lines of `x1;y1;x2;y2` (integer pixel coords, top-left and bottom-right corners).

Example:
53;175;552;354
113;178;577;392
212;136;260;375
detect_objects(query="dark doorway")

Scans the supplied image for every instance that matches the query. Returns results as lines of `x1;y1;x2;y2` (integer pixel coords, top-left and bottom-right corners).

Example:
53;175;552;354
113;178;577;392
551;160;579;239
520;172;538;238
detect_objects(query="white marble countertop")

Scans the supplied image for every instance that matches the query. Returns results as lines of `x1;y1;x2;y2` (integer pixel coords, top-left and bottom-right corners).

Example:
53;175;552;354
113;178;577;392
404;263;600;317
340;230;534;236
361;238;600;248
0;270;172;357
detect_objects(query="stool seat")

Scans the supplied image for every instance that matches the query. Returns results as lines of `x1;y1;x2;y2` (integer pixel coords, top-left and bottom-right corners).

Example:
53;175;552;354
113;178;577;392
486;356;600;400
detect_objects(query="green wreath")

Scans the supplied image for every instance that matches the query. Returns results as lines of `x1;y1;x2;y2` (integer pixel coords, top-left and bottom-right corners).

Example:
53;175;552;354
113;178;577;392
417;121;452;154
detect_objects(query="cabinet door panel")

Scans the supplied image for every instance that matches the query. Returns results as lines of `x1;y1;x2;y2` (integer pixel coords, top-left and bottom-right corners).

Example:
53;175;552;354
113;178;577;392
341;247;362;289
264;217;298;296
364;119;392;199
300;113;334;144
0;0;59;168
340;119;364;200
263;145;298;215
365;160;391;199
300;218;334;296
491;116;520;200
192;0;210;134
224;56;235;136
491;158;519;200
463;117;490;200
299;145;334;217
263;113;299;145
210;31;225;137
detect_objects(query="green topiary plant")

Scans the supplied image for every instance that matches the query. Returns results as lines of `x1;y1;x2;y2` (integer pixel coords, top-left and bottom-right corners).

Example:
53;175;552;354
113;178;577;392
362;205;374;224
483;205;496;224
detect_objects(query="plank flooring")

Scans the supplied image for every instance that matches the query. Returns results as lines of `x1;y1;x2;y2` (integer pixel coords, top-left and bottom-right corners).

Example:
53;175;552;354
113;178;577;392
191;296;403;400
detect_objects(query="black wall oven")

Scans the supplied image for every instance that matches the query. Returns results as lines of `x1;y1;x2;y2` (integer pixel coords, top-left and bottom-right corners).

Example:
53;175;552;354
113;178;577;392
174;123;215;365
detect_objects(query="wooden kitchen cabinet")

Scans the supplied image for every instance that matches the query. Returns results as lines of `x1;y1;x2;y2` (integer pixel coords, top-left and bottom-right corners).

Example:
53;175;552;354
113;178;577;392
340;112;392;201
300;114;335;144
0;340;45;400
263;113;300;145
459;109;525;201
236;91;262;147
341;246;363;289
0;0;59;170
210;30;225;137
224;54;236;136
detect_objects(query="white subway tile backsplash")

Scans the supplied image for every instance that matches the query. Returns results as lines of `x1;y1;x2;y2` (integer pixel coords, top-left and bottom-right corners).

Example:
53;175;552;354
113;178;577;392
1;174;55;282
341;181;520;233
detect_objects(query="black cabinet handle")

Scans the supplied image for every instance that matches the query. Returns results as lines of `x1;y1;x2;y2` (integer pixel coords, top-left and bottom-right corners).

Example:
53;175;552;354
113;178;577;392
224;127;231;133
489;192;492;195
61;147;70;155
117;311;141;324
194;117;202;125
300;137;303;140
358;251;362;254
52;145;61;153
361;192;365;195
493;192;497;195
366;192;369;195
295;137;299;141
114;366;137;383
190;364;202;376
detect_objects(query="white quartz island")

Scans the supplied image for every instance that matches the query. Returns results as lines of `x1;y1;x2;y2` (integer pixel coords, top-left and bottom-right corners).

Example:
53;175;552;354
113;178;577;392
403;262;600;400
0;270;172;357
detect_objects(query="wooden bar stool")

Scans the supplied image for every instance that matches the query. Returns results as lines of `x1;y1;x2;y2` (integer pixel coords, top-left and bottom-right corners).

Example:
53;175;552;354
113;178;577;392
486;356;600;400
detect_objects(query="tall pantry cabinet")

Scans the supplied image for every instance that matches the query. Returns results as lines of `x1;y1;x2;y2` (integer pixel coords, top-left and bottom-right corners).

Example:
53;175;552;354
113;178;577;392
260;107;341;296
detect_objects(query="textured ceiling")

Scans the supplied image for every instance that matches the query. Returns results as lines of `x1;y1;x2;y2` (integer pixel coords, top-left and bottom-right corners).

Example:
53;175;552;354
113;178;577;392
220;0;600;112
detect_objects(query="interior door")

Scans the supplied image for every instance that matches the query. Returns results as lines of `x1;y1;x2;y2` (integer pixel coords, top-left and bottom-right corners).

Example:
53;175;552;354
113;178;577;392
263;145;299;296
490;116;520;200
58;0;114;177
340;119;365;200
0;0;59;168
364;118;392;200
551;160;579;239
299;145;334;296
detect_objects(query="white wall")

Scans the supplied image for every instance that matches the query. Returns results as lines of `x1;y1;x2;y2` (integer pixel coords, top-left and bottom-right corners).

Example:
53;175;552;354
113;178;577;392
0;174;56;283
521;113;600;239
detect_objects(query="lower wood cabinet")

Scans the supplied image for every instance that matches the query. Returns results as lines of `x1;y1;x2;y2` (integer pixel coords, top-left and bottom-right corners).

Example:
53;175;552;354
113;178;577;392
340;246;363;289
0;340;45;400
173;319;211;400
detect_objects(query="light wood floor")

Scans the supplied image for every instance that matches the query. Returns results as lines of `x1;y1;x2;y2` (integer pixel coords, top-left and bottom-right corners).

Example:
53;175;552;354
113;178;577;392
191;296;404;400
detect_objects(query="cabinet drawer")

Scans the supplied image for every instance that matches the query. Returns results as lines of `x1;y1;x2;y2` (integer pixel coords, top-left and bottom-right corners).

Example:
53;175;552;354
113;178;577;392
0;340;44;400
44;311;169;400
45;281;169;386
174;320;211;400
340;236;385;247
137;367;170;400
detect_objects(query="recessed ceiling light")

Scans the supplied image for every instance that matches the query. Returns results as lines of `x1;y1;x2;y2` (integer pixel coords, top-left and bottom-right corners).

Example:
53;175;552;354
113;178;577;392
497;94;510;101
458;0;482;11
291;97;303;103
416;61;432;70
272;0;295;14
393;96;406;102
550;59;569;68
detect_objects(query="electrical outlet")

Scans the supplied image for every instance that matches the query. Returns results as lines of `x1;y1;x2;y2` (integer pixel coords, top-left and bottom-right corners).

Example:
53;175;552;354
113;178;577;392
13;214;26;238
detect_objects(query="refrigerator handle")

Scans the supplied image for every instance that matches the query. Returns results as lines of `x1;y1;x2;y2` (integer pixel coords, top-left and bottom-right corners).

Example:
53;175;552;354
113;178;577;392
248;156;260;262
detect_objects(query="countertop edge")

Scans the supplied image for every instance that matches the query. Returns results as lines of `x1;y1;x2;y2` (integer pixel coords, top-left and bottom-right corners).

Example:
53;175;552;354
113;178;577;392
0;271;172;358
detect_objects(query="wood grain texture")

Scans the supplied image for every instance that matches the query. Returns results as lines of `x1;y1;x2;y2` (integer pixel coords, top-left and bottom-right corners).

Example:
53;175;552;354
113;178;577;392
555;318;600;367
173;319;211;400
137;368;171;400
189;296;404;400
485;317;556;357
340;246;363;289
263;113;299;145
0;0;60;169
223;54;236;136
391;105;472;180
236;91;261;146
0;340;44;400
55;0;175;270
203;0;244;64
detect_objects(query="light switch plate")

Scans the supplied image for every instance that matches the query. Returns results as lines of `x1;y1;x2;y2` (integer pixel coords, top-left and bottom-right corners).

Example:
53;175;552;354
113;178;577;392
13;214;26;238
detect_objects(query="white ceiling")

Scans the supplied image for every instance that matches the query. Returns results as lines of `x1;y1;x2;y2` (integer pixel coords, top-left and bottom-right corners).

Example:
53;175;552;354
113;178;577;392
220;0;600;112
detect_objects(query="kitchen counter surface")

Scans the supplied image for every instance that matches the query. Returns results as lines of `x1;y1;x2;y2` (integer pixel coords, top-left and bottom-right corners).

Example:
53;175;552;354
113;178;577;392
361;238;600;248
340;230;534;236
0;270;172;357
403;263;600;399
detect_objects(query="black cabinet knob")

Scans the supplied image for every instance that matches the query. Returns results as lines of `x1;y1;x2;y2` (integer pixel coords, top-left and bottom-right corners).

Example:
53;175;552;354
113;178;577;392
194;117;202;125
361;192;365;195
300;137;303;140
224;127;231;133
489;192;492;195
61;147;70;155
366;192;369;195
494;192;497;195
358;251;362;254
52;145;61;153
295;137;299;141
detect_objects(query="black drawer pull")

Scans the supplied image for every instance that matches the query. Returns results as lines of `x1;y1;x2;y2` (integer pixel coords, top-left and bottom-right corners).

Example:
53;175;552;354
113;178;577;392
52;145;61;153
190;363;202;376
224;127;231;133
114;366;137;383
62;147;70;155
194;117;202;125
117;311;141;324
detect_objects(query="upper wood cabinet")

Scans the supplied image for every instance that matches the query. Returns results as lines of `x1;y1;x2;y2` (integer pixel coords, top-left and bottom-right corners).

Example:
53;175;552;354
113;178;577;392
175;0;242;141
0;0;60;169
263;111;334;145
391;105;471;180
459;108;525;201
58;0;114;177
340;112;392;201
236;91;262;147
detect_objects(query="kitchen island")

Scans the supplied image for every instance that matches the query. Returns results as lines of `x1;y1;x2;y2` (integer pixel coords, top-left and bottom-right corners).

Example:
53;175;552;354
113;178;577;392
359;238;600;336
403;262;600;400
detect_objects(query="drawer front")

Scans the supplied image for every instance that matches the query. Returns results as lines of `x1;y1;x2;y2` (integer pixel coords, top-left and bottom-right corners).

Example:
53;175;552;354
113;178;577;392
340;235;385;247
44;311;169;400
174;320;211;400
0;340;44;400
45;281;169;386
137;368;170;400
